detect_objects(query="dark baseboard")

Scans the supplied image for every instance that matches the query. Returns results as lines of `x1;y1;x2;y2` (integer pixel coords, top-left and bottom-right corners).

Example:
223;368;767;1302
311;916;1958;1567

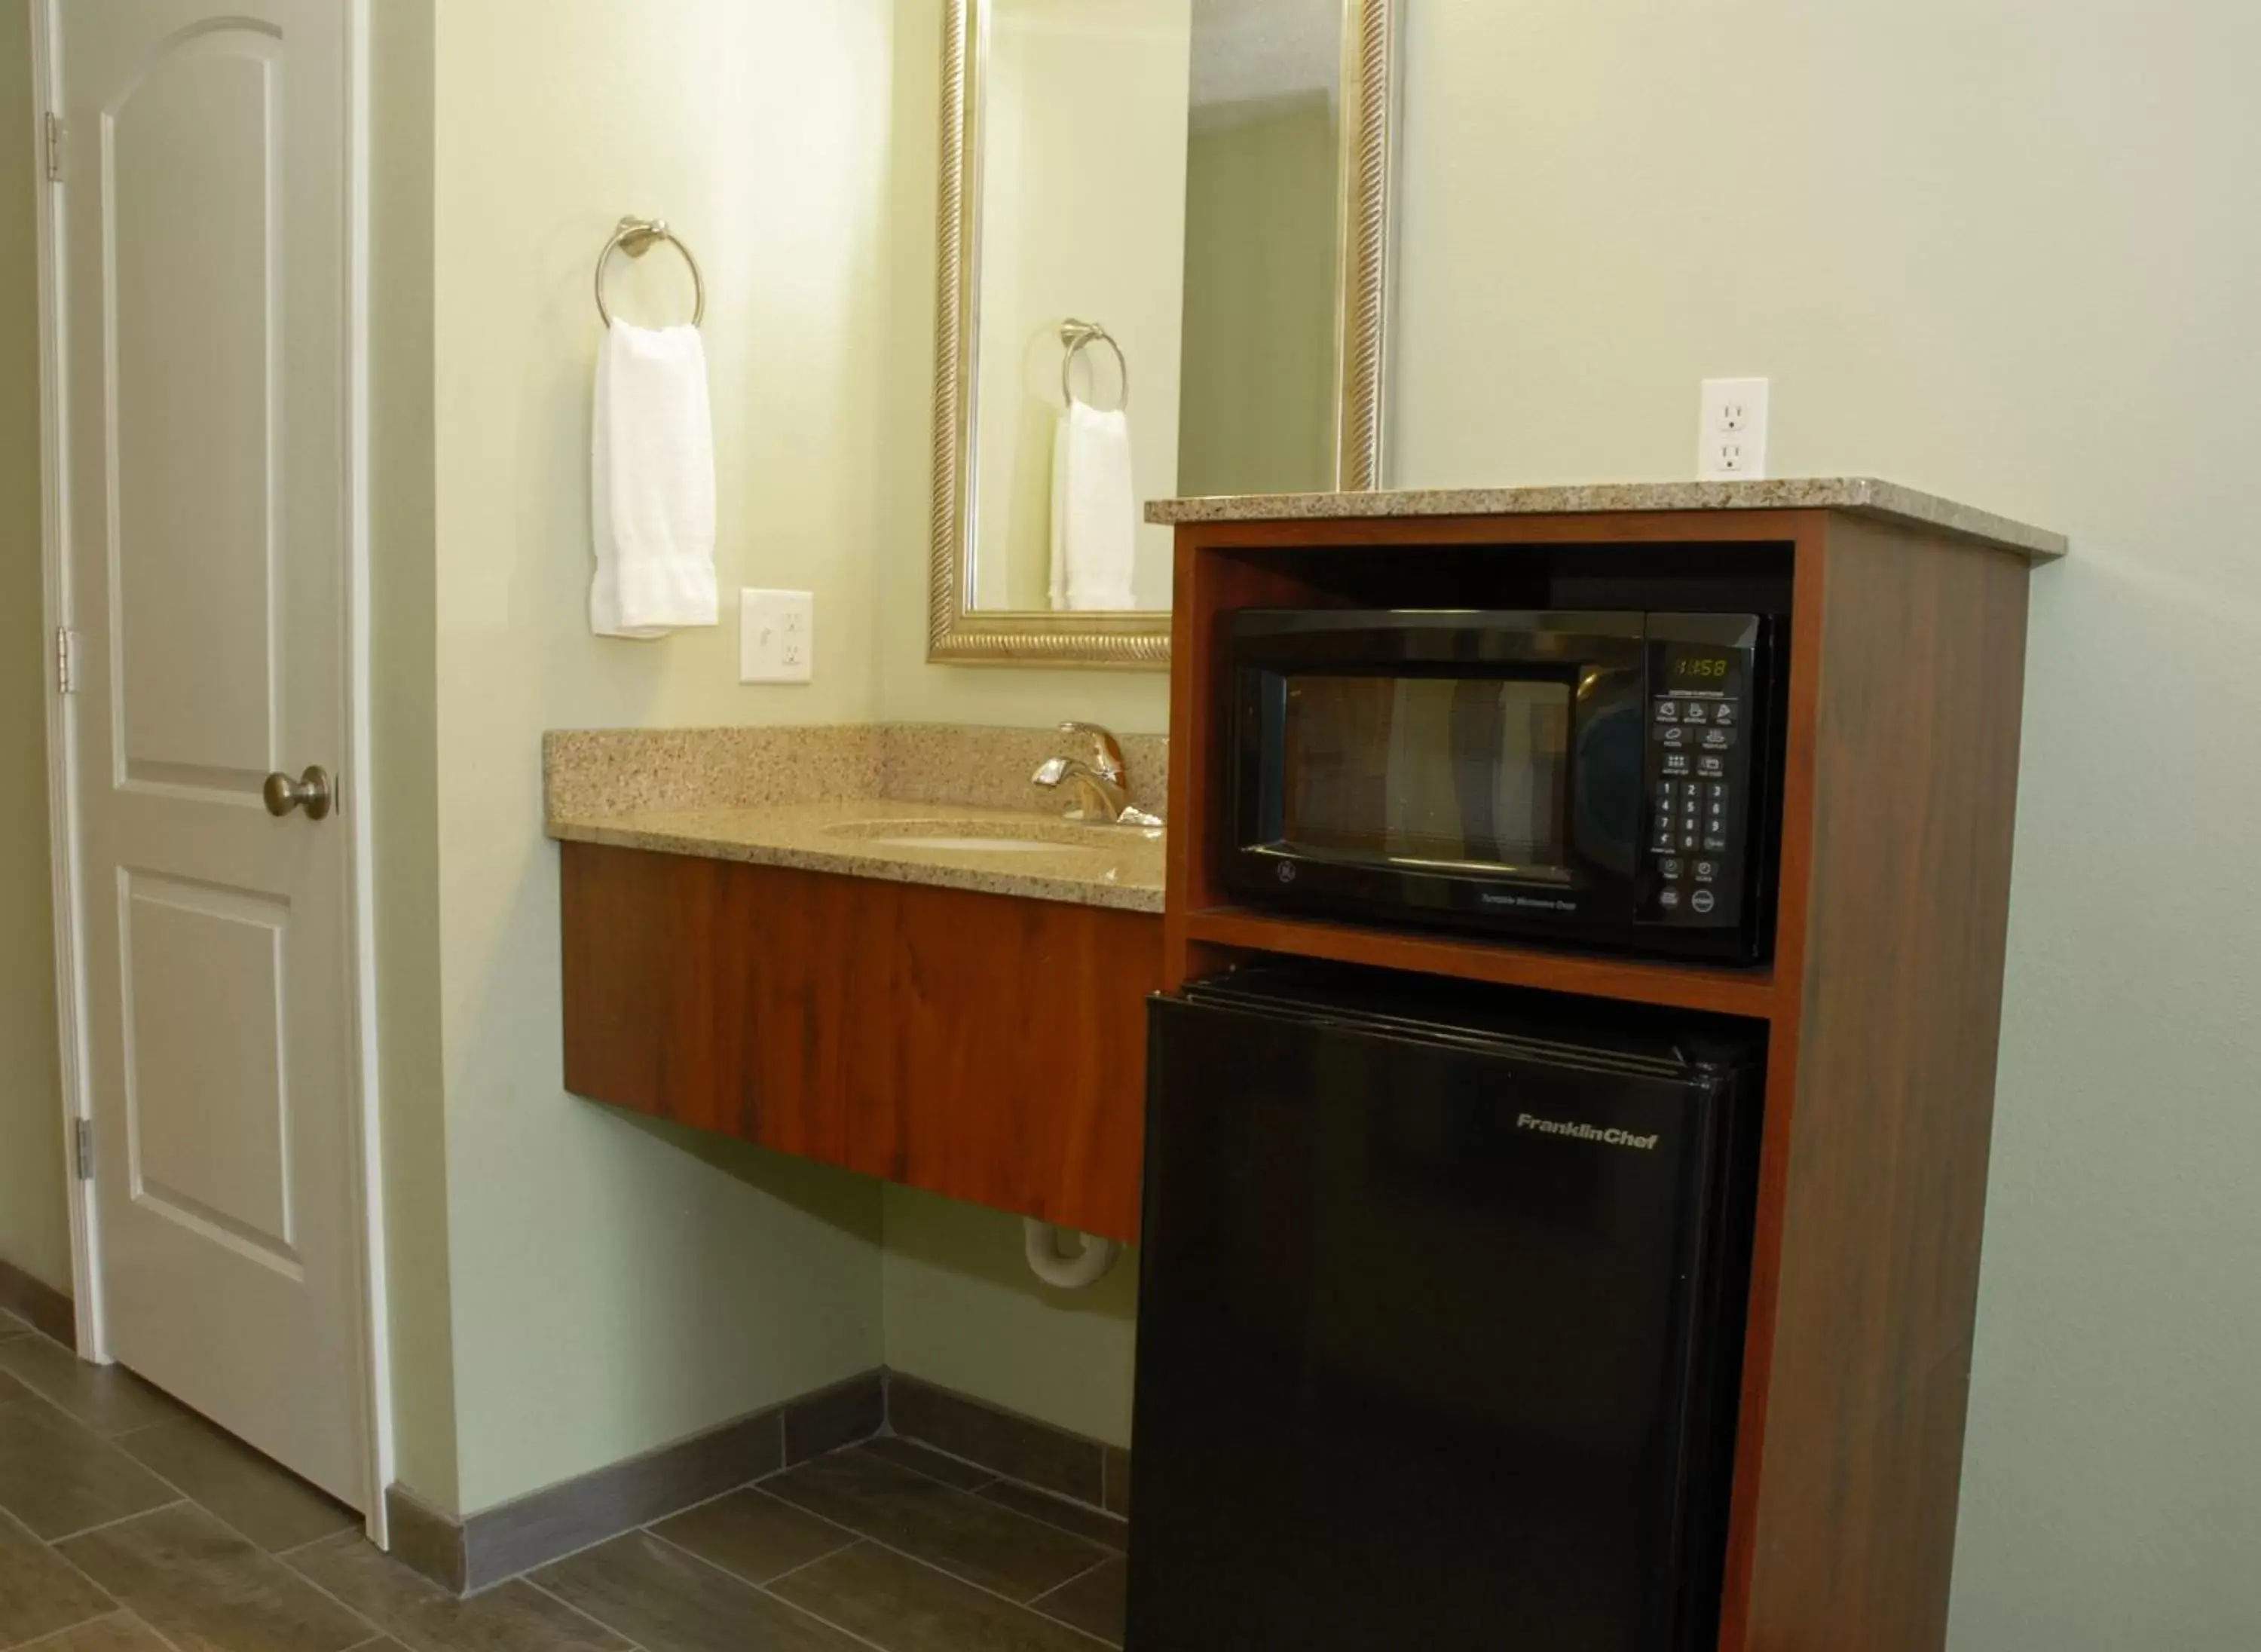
386;1369;885;1595
381;1366;1130;1595
382;1482;468;1595
885;1371;1130;1517
0;1256;75;1346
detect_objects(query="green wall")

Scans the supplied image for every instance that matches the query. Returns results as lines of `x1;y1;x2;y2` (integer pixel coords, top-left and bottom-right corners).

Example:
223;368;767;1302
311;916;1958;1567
881;1186;1138;1448
0;0;69;1298
426;0;892;1516
1176;93;1340;497
1394;4;2261;1644
367;0;458;1510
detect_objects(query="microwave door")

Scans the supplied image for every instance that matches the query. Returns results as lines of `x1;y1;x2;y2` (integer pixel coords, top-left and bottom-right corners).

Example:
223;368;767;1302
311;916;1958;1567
1254;666;1639;892
1231;616;1651;931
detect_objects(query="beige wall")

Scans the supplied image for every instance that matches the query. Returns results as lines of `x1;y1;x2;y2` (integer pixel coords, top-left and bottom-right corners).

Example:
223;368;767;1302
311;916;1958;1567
0;0;67;1297
1395;4;2261;1645
426;0;899;1515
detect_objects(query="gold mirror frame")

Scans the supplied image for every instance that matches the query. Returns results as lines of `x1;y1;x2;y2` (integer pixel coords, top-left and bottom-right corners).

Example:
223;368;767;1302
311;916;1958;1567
927;0;1401;668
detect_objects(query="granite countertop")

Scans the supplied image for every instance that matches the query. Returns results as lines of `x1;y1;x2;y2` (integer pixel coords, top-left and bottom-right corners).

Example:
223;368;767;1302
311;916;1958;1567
548;798;1167;914
1145;477;2068;562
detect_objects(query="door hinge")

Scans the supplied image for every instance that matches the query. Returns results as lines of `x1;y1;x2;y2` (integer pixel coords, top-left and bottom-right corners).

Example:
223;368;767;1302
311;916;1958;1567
54;627;78;695
44;113;64;182
74;1118;93;1182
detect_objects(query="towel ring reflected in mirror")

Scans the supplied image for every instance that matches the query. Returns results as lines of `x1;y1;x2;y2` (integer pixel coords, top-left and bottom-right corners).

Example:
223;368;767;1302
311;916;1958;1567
929;0;1402;667
594;216;706;329
1060;320;1129;412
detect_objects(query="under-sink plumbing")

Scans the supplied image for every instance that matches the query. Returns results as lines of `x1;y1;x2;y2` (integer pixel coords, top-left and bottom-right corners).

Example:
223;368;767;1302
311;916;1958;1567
1023;1217;1121;1289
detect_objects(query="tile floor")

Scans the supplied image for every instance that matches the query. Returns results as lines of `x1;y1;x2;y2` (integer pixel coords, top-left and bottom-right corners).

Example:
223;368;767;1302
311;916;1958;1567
0;1308;1127;1651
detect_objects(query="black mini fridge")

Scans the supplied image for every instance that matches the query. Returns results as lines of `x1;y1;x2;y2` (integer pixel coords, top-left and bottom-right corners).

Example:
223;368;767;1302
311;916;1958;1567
1127;964;1764;1652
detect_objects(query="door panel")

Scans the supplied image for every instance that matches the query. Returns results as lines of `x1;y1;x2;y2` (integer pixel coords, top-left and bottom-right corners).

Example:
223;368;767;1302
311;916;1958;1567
62;0;364;1508
111;30;282;788
120;873;295;1267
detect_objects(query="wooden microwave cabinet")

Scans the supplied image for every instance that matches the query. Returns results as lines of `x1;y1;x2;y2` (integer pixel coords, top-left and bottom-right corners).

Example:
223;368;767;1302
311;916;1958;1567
560;845;1161;1243
1149;496;2058;1652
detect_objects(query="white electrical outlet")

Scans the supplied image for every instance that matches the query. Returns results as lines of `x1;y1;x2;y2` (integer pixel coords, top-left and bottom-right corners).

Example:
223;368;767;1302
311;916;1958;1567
1698;378;1770;481
739;589;814;684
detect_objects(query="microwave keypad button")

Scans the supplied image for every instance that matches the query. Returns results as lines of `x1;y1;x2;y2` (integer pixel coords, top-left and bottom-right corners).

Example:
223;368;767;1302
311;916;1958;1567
1702;833;1729;853
1682;702;1710;724
1697;754;1726;778
1681;831;1700;851
1663;752;1691;776
1658;887;1684;911
1707;782;1730;804
1658;724;1688;748
1691;889;1718;916
1659;858;1684;881
1712;701;1739;727
1694;859;1719;883
1653;699;1680;721
1700;727;1736;751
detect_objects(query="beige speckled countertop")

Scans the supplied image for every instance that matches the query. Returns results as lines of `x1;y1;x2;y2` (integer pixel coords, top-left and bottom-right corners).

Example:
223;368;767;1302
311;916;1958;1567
543;726;1168;913
1145;477;2068;561
550;800;1165;913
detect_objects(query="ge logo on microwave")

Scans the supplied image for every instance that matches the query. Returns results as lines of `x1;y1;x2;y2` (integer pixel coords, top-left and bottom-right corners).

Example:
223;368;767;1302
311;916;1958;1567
1276;862;1298;884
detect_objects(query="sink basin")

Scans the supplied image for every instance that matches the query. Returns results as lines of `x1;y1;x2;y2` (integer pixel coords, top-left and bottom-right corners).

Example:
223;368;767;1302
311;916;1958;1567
823;817;1153;855
866;834;1063;854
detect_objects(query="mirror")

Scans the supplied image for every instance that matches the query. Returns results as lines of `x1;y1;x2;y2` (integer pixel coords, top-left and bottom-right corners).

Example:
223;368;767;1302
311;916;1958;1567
928;0;1399;666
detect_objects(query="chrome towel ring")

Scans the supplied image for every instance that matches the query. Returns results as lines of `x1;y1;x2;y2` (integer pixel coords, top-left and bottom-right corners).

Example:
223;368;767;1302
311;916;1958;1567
1060;318;1128;411
595;216;705;329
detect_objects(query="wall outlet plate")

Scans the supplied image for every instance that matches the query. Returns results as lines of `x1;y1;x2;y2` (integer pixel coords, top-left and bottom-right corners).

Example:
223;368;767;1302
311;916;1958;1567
1699;378;1770;481
740;589;814;684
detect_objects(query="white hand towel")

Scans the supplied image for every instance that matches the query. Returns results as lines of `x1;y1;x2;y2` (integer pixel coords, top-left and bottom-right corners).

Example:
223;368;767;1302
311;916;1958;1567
591;320;718;638
1048;399;1137;611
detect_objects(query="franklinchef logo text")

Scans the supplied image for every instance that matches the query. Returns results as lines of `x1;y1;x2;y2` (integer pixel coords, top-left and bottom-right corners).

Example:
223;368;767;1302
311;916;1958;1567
1516;1114;1661;1152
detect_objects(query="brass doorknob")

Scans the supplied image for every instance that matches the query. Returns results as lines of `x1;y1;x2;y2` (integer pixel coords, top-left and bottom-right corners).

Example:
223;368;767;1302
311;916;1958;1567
263;766;334;821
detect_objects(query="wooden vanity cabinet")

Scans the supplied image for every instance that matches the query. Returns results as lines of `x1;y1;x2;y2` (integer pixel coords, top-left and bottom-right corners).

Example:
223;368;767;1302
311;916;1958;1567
560;843;1161;1242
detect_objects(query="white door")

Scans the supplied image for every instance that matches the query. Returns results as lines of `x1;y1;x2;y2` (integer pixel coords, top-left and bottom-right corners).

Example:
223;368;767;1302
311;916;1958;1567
57;0;366;1507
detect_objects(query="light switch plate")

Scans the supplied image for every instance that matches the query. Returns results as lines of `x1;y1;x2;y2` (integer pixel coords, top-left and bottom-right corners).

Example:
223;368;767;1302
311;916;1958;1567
1698;378;1770;481
739;589;813;684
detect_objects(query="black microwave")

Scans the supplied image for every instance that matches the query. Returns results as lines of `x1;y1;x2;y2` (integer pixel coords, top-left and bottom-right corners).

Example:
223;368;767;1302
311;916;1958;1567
1225;609;1784;963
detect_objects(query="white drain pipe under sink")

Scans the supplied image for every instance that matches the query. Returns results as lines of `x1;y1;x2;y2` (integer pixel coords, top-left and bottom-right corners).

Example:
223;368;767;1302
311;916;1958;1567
1023;1218;1121;1289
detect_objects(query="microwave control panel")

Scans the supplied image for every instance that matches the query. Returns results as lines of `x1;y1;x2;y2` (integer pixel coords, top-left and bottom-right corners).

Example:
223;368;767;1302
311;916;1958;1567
1641;626;1758;931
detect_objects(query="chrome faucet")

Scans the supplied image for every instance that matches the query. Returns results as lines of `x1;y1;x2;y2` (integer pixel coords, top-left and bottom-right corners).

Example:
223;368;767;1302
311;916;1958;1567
1033;721;1162;827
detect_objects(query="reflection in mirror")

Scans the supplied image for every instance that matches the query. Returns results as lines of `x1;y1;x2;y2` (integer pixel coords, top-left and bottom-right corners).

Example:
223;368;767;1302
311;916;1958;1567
971;0;1189;614
929;0;1397;665
1177;0;1345;500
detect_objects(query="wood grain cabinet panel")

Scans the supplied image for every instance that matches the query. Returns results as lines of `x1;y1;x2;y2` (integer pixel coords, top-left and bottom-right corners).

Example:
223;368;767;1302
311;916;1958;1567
561;843;1161;1242
1157;506;2050;1652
